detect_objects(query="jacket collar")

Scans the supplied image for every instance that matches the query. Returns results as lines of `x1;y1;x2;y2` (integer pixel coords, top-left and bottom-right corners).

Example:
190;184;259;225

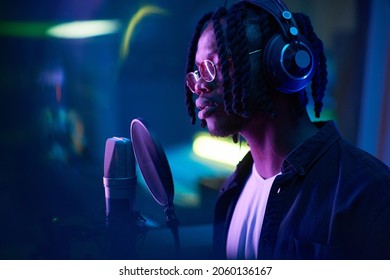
226;120;341;190
282;121;341;176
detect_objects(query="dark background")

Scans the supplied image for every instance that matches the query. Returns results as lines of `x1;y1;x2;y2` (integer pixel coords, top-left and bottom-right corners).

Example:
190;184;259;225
0;0;389;259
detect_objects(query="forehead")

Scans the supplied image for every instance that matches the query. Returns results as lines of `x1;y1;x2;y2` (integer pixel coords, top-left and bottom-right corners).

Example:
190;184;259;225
195;25;218;63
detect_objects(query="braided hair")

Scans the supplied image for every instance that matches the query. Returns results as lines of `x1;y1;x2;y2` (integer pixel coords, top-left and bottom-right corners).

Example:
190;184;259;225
185;1;328;125
185;11;213;126
293;13;328;118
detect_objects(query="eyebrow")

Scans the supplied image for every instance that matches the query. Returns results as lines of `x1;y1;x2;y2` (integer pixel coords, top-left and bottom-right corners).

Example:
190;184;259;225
196;53;217;66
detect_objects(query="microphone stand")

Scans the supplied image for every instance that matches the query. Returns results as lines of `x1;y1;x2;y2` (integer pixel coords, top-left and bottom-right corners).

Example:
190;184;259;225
164;204;180;258
106;209;137;259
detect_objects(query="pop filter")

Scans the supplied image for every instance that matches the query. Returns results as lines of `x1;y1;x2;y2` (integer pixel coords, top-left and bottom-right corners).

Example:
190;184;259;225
130;118;180;257
130;119;174;206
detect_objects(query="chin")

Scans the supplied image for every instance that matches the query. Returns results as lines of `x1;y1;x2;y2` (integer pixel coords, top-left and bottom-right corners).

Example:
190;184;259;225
205;114;246;138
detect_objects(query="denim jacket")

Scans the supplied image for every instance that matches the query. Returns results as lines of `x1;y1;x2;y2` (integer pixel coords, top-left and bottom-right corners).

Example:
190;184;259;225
213;121;390;259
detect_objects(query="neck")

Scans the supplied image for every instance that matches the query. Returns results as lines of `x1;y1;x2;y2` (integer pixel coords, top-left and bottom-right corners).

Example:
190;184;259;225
240;109;318;179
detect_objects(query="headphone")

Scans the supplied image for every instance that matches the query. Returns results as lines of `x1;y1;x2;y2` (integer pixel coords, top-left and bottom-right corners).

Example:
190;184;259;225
242;0;316;93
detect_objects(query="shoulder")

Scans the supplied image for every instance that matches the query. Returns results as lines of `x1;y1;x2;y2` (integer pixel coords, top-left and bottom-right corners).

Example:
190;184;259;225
315;121;390;184
338;138;390;184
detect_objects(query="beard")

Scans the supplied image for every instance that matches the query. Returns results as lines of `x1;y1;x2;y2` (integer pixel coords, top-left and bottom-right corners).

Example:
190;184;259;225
204;108;249;138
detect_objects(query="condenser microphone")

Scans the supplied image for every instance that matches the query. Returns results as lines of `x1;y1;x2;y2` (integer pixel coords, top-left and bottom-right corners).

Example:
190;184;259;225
103;137;136;215
103;137;137;259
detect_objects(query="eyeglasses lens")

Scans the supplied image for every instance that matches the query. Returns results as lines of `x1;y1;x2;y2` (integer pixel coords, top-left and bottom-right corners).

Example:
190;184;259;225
186;72;199;93
199;60;216;82
186;60;216;93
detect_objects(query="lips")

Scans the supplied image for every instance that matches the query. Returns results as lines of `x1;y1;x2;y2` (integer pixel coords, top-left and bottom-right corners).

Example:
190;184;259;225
195;98;218;120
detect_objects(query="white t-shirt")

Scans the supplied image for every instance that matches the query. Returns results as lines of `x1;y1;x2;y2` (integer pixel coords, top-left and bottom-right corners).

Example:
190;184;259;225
226;164;280;259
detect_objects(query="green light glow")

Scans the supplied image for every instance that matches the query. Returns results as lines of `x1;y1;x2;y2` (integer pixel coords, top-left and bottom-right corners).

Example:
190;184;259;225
192;132;249;167
0;20;120;39
47;20;121;39
0;21;53;37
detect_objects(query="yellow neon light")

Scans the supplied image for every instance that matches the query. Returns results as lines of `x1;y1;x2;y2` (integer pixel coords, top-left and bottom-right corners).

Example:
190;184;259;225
192;132;249;167
120;5;168;60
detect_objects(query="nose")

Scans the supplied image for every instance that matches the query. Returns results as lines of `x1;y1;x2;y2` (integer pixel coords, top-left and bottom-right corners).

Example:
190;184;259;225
194;78;211;95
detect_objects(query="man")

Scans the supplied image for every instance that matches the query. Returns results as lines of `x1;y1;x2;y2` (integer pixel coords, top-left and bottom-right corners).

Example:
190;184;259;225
184;0;390;259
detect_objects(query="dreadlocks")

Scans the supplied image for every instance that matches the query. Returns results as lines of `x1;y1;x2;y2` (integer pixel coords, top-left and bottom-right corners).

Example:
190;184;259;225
226;3;250;117
185;11;213;126
293;12;328;118
185;1;328;125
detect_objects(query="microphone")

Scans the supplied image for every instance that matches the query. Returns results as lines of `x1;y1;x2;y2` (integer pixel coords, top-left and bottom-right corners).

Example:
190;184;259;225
103;137;137;259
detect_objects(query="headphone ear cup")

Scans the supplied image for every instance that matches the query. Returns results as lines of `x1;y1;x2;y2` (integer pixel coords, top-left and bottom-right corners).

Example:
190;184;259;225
263;34;315;93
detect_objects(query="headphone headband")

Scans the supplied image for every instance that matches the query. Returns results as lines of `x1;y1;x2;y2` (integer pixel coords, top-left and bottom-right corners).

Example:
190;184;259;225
242;0;299;39
239;0;316;93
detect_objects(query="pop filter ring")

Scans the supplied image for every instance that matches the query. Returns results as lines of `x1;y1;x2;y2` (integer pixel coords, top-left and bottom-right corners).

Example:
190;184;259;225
130;118;180;257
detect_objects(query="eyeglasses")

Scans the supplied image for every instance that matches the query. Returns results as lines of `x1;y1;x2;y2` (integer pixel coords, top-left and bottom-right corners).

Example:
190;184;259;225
186;49;261;93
